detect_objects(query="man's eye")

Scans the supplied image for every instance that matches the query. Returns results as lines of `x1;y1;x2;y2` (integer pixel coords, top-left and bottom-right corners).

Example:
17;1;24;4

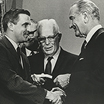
48;37;53;39
24;24;28;28
39;38;46;41
69;16;75;20
22;23;29;28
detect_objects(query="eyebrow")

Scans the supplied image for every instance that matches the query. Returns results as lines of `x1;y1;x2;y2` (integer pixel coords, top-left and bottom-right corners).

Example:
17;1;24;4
22;22;30;26
28;29;37;34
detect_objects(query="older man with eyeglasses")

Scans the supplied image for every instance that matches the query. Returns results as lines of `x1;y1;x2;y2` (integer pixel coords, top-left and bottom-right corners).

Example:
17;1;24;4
28;19;77;104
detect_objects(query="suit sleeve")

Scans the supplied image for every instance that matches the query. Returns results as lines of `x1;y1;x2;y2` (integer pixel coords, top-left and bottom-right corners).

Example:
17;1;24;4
0;44;46;104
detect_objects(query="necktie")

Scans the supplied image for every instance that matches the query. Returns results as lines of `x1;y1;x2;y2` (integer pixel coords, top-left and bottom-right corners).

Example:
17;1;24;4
17;46;25;78
17;47;23;68
17;47;21;62
30;51;35;55
81;40;87;51
45;57;53;75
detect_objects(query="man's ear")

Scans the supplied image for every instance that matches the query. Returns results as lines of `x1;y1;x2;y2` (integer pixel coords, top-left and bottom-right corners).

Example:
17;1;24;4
82;11;89;24
7;22;14;31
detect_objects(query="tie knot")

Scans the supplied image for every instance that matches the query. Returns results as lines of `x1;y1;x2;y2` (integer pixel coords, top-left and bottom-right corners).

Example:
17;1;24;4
83;40;87;47
31;51;34;55
17;47;21;53
17;46;22;56
47;57;53;61
84;40;87;45
81;40;87;50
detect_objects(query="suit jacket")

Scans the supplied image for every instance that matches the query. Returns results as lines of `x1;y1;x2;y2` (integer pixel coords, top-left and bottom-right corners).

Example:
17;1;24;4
28;48;77;90
0;36;46;104
66;28;104;104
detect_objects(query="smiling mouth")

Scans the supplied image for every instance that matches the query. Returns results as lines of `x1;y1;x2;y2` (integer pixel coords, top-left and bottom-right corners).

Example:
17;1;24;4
73;24;76;29
45;46;53;51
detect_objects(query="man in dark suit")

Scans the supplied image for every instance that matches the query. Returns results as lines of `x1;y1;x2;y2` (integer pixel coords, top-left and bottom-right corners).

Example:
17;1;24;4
28;19;77;104
62;0;104;104
0;8;65;104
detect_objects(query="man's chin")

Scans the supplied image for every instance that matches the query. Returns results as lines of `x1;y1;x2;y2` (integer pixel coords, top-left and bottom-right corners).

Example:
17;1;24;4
75;33;83;38
75;34;80;37
44;51;53;55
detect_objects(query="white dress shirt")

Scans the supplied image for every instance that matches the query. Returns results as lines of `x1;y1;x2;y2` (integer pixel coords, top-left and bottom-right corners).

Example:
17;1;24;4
44;47;61;73
85;25;102;43
25;48;38;56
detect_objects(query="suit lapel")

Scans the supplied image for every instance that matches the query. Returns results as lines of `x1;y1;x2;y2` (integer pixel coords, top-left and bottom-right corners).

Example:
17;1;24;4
2;36;19;62
37;53;44;73
76;28;104;65
52;48;64;75
85;28;104;49
39;56;44;73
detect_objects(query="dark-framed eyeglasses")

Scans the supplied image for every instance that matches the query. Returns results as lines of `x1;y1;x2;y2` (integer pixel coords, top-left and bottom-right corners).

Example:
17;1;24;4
38;33;59;43
28;29;37;35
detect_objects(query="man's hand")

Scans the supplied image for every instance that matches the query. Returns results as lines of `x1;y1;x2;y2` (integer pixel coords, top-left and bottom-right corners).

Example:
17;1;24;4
46;87;66;104
54;74;71;88
31;73;52;86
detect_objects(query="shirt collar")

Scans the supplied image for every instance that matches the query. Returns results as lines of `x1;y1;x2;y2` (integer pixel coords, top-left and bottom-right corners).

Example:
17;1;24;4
25;48;31;56
86;25;102;43
25;48;38;56
53;47;61;60
5;35;18;50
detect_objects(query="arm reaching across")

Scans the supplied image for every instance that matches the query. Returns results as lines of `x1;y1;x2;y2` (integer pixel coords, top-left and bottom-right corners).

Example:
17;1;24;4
54;74;71;88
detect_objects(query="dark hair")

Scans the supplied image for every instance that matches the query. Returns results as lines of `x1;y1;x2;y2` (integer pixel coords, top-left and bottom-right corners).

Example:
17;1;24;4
2;8;30;32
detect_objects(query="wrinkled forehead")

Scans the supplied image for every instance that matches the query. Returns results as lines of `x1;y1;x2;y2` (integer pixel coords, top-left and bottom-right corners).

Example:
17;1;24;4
41;25;54;37
69;4;78;17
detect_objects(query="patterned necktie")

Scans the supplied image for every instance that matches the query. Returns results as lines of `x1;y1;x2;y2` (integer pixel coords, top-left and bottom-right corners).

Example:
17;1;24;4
45;57;53;75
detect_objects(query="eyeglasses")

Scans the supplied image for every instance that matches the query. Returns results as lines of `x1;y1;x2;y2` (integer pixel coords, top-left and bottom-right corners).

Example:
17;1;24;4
25;29;37;41
28;29;37;35
38;33;59;43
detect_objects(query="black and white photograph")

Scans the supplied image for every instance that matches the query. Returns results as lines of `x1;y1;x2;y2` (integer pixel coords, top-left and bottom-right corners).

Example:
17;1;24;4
0;0;104;104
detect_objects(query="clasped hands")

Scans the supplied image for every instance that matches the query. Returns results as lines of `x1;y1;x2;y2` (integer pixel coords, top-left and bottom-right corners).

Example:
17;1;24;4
31;73;71;88
46;87;66;104
31;74;66;104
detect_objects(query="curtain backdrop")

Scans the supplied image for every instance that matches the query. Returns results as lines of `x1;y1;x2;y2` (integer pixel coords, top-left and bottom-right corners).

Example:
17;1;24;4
0;0;23;35
5;0;23;12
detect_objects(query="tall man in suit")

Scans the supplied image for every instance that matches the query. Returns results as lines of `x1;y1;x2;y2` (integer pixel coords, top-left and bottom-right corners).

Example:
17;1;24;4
0;8;65;104
60;0;104;104
29;19;77;104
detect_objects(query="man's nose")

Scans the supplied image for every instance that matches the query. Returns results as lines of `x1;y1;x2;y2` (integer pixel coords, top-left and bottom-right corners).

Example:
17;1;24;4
45;38;50;45
69;22;73;29
24;30;29;36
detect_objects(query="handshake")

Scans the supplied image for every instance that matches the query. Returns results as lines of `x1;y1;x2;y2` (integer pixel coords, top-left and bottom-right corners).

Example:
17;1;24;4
45;87;66;104
31;73;71;88
31;73;71;104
